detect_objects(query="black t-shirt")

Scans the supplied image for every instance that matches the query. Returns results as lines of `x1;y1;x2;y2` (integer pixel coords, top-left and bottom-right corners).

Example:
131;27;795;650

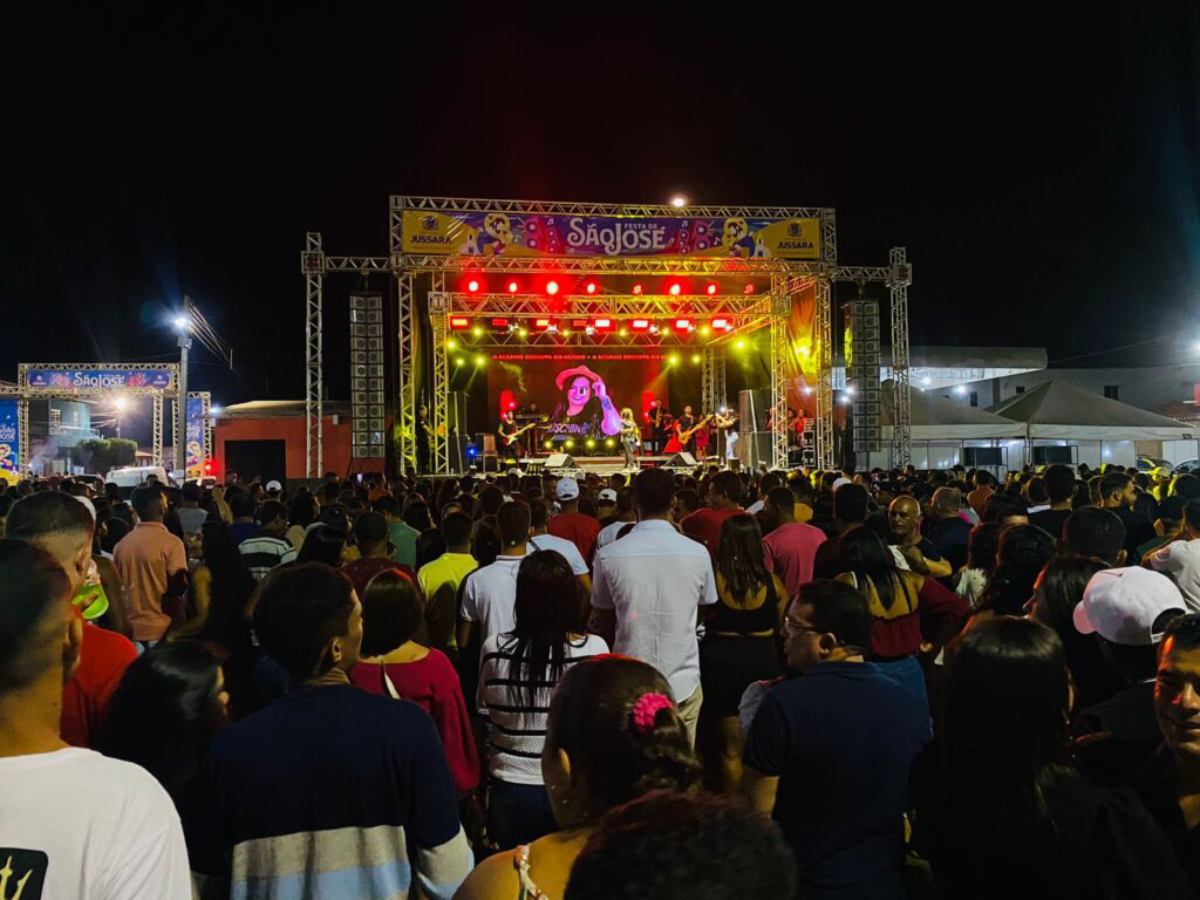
743;663;927;896
1030;507;1073;541
1113;507;1156;557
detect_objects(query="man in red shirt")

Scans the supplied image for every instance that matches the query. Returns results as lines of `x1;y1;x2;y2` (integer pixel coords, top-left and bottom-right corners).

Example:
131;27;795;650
547;477;601;565
7;491;137;747
682;470;744;557
761;486;826;599
341;511;416;597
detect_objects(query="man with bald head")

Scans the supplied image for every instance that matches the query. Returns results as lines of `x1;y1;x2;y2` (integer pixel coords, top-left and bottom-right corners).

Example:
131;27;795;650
888;495;952;579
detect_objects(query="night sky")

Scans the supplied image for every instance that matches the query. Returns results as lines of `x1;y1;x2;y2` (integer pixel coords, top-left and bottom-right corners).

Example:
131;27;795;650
3;5;1198;411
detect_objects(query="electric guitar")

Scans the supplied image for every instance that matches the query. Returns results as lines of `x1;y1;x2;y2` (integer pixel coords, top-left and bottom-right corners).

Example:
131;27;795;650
501;421;537;446
675;416;712;445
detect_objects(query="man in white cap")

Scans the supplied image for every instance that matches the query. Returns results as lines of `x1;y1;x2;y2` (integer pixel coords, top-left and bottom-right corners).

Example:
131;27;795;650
265;479;283;499
547;476;601;564
1072;566;1188;785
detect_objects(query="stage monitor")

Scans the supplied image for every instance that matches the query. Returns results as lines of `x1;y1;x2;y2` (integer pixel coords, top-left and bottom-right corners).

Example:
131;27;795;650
665;452;698;468
545;453;576;470
963;447;1003;467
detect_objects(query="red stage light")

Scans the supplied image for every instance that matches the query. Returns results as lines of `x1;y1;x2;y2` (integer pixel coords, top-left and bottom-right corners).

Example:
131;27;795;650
450;317;470;330
585;280;598;295
535;318;551;329
507;280;520;293
744;283;756;294
546;280;560;296
466;279;481;293
675;318;693;331
712;317;730;330
631;319;650;331
632;283;643;295
490;317;510;328
668;281;682;296
706;282;718;295
594;318;612;330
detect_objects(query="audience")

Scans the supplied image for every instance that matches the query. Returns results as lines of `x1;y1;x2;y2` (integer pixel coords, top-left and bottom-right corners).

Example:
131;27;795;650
114;485;189;647
590;468;716;746
760;485;825;597
477;551;608;849
0;540;191;898
349;569;479;796
744;579;928;898
193;562;472;898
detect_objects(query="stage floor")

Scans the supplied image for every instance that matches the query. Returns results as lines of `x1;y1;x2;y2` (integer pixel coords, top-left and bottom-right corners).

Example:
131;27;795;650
518;455;708;476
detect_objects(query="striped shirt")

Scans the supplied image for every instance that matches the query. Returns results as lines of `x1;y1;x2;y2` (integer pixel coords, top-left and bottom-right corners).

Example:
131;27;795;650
195;685;471;899
238;535;297;581
477;632;608;784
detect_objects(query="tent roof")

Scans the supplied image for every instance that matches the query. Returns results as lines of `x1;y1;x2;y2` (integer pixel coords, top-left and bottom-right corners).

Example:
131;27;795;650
986;380;1197;440
880;380;1025;439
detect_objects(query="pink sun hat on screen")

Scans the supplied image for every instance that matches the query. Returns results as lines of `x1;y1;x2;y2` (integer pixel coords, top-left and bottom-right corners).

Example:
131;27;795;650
555;365;603;390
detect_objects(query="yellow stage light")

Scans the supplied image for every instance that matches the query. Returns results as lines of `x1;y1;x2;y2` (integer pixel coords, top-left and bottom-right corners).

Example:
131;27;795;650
454;357;465;367
699;325;711;336
586;438;597;449
735;339;746;350
618;328;628;337
474;355;486;367
544;440;553;449
605;438;616;448
565;439;575;449
472;326;483;337
691;353;702;364
517;327;529;338
562;329;572;337
447;339;457;350
667;353;680;366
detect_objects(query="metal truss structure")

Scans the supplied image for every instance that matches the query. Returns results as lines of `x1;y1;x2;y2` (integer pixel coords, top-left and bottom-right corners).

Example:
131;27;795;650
6;363;181;473
300;196;911;477
888;248;913;466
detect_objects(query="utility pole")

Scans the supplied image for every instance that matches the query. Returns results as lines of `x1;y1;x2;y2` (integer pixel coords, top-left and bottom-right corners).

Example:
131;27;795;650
174;299;193;477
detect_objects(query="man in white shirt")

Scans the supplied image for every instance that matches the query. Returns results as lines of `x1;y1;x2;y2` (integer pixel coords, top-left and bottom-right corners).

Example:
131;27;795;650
527;499;591;593
458;501;531;648
590;468;717;746
1150;499;1200;610
0;539;190;899
596;488;637;550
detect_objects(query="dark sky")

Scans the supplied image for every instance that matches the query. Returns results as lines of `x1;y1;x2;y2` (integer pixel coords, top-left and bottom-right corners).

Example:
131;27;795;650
3;5;1198;408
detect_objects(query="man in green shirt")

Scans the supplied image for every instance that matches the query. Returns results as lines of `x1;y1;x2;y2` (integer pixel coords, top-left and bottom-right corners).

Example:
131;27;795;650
417;511;477;656
373;495;420;568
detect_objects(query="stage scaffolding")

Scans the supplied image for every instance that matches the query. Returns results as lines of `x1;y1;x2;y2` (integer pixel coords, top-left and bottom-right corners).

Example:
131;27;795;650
300;196;913;477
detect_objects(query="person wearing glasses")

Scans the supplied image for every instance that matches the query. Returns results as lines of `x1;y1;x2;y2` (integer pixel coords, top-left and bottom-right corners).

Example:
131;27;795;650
741;579;929;900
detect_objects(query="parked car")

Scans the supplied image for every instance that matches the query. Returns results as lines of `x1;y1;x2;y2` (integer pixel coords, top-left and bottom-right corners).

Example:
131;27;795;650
1137;456;1174;474
105;465;172;496
1174;459;1200;475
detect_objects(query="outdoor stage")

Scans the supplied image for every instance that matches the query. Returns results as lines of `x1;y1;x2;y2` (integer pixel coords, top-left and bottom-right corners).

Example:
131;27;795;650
299;195;916;479
514;454;704;477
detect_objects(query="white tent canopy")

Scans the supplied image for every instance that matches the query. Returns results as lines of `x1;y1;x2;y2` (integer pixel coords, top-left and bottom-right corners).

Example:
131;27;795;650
880;380;1024;440
987;380;1198;441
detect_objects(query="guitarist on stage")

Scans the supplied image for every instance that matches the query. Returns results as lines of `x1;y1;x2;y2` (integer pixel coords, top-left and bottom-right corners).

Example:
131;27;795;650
497;410;522;462
665;405;709;455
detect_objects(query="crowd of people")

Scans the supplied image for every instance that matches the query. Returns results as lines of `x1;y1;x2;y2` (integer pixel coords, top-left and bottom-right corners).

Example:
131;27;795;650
3;458;1200;897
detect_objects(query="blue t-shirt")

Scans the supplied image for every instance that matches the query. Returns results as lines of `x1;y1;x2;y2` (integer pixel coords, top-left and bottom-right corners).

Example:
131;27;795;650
196;684;469;898
744;663;928;899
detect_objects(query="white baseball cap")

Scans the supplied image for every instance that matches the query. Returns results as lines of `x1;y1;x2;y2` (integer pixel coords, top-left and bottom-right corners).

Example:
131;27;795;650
556;477;580;501
1074;566;1187;646
598;488;618;503
266;480;282;492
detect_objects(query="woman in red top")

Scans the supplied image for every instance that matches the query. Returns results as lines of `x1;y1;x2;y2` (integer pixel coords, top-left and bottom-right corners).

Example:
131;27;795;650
349;569;481;795
829;525;968;712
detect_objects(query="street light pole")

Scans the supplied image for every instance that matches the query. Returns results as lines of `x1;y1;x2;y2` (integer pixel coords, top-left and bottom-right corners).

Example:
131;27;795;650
175;304;193;477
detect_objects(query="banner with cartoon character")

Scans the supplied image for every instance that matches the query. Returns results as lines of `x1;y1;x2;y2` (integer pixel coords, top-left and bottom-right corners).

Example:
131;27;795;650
402;210;821;259
0;398;20;484
185;394;207;474
22;368;175;391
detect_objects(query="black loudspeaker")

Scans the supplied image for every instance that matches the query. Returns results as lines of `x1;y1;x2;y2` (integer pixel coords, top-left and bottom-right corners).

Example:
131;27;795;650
963;447;1003;466
545;453;576;469
666;452;698;468
447;391;468;437
739;389;769;432
737;432;774;469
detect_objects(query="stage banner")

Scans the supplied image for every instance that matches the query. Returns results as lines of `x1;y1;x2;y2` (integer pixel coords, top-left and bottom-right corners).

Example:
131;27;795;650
0;398;19;484
185;395;206;473
402;210;821;260
22;368;175;391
